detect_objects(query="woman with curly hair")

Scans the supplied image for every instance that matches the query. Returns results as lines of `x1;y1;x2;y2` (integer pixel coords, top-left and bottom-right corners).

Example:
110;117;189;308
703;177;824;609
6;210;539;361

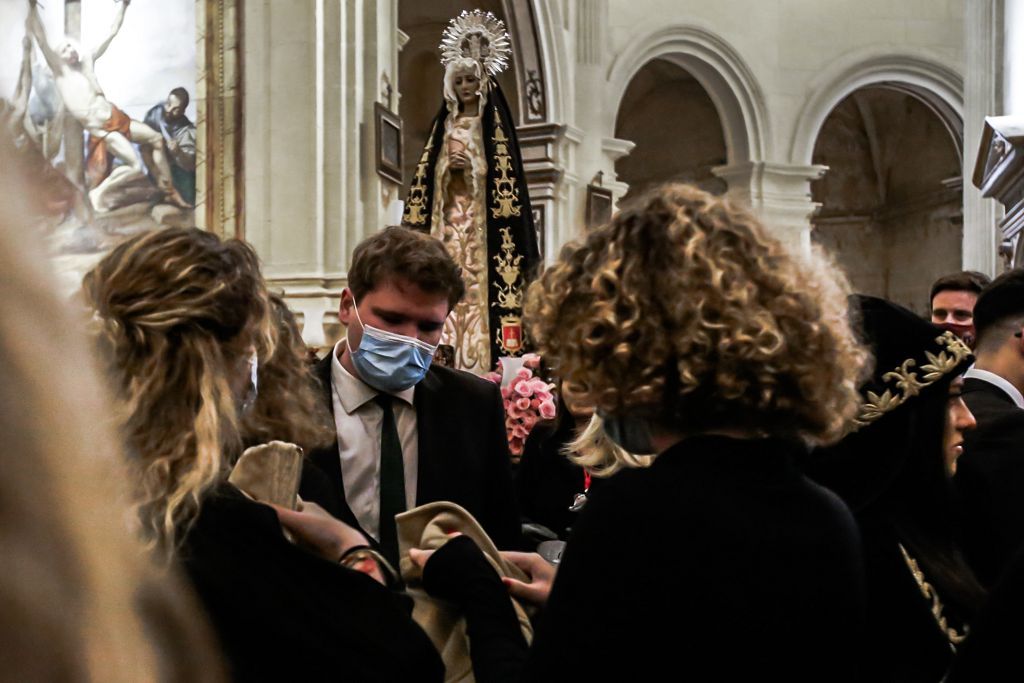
84;227;444;682
413;183;873;681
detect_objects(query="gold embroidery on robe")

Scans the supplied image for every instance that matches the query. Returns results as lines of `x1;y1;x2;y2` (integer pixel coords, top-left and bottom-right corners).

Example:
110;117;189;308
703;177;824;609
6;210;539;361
490;109;521;219
404;121;438;226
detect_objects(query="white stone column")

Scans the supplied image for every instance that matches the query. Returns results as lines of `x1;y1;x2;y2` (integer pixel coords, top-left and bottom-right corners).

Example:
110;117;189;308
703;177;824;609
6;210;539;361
564;0;618;240
713;162;827;252
243;0;400;347
963;0;1004;275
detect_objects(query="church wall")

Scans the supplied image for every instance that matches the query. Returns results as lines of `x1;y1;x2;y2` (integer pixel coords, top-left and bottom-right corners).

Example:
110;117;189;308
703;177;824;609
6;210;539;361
232;0;1002;342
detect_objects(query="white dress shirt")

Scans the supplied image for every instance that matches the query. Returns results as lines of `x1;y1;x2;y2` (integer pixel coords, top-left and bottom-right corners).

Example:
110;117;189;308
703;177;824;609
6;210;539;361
964;366;1024;409
329;340;418;542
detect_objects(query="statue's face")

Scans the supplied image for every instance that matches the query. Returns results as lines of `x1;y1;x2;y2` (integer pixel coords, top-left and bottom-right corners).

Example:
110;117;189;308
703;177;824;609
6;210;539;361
453;72;480;105
59;41;80;66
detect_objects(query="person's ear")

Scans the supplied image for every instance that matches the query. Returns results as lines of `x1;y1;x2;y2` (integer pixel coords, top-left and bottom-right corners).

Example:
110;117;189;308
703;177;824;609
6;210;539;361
339;288;355;325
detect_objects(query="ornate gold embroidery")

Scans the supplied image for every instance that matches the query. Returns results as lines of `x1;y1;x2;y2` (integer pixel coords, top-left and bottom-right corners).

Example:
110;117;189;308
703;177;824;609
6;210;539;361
492;227;525;357
854;332;972;427
492;226;523;310
403;121;437;226
490;109;521;219
899;544;968;650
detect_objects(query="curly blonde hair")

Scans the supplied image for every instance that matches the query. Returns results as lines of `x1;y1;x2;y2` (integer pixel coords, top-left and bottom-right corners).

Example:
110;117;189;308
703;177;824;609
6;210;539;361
525;183;869;447
83;228;271;557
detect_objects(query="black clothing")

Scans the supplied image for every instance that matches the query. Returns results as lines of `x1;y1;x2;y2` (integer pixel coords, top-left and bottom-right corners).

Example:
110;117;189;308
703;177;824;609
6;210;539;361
435;436;866;682
855;516;960;682
422;536;528;683
949;543;1024;682
301;354;522;550
179;484;444;683
957;377;1024;586
526;436;865;681
514;415;597;539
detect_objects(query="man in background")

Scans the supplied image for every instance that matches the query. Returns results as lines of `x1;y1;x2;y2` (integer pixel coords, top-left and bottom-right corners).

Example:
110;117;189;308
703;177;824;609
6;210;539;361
144;87;196;206
956;269;1024;585
930;270;991;348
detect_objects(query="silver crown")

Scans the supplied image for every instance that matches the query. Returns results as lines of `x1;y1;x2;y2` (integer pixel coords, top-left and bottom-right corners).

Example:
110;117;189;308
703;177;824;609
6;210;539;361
439;9;511;76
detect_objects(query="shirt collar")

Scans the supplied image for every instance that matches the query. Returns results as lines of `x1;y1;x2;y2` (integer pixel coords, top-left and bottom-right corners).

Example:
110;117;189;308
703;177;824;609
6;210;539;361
964;366;1024;409
330;340;415;414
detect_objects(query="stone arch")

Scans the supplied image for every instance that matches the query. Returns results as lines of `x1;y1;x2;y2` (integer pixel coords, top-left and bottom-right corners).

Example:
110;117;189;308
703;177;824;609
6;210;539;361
606;25;770;164
790;50;964;166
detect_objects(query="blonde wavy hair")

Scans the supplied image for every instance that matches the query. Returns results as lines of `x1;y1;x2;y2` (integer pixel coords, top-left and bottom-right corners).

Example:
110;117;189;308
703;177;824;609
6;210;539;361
526;183;869;448
0;136;224;681
566;413;655;478
83;227;272;557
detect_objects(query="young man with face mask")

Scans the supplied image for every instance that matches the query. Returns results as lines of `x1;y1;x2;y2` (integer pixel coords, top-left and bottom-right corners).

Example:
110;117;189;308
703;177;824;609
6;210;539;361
930;271;991;348
300;227;521;565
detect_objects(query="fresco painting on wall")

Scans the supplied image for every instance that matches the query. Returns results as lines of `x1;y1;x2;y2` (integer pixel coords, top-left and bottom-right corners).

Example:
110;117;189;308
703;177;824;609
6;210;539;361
1;0;196;294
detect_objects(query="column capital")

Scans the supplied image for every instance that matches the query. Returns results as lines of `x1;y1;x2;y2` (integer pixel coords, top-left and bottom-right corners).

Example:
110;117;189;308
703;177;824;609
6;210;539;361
712;162;829;251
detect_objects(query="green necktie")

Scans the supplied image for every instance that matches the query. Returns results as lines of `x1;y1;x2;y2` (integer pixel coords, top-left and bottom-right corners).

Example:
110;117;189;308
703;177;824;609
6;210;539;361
374;394;406;567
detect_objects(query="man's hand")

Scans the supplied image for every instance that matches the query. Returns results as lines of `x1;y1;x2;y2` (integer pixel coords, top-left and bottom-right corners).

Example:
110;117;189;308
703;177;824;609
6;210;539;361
499;551;557;607
270;500;368;562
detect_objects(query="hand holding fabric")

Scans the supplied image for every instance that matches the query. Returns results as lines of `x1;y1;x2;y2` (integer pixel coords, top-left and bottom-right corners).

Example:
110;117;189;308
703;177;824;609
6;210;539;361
271;500;368;562
499;551;557;607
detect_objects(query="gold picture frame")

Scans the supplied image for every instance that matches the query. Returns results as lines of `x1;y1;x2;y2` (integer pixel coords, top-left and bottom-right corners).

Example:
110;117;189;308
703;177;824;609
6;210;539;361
196;0;244;239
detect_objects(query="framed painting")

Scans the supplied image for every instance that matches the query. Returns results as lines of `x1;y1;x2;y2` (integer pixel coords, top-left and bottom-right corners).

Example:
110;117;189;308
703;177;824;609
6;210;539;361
0;0;241;294
585;183;614;230
375;102;403;186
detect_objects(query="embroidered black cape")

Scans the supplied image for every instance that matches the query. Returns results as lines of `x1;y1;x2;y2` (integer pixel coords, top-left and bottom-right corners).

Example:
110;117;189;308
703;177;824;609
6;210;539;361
402;79;540;370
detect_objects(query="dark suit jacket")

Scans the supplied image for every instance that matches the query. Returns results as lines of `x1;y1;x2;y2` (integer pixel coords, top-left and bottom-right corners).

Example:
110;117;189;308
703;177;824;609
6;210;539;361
181;484;444;682
300;353;522;550
957;376;1024;585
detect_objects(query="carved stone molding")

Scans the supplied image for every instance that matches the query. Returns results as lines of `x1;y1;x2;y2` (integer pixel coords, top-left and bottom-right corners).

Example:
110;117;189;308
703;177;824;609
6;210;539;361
517;122;566;196
974;116;1024;266
195;0;244;238
714;161;827;250
503;0;549;123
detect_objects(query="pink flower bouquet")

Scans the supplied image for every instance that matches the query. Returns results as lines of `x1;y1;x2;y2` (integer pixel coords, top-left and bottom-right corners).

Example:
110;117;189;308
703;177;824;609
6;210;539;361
483;353;558;461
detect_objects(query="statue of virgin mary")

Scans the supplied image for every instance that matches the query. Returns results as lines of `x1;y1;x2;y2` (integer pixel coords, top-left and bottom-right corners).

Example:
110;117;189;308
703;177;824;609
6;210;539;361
402;10;540;374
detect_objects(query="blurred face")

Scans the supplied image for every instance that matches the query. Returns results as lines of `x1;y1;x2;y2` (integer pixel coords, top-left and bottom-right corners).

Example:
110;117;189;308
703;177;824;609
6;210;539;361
164;93;186;121
59;41;80;66
454;72;480;106
931;290;978;346
943;376;976;476
340;278;448;352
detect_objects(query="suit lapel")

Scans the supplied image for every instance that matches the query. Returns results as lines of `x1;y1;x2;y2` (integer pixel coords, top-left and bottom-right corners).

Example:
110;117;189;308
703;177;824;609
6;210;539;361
306;352;367;535
414;368;443;506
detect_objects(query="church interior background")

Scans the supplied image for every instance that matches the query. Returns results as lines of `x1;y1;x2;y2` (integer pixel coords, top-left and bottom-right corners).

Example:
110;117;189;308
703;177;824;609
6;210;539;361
2;0;1019;350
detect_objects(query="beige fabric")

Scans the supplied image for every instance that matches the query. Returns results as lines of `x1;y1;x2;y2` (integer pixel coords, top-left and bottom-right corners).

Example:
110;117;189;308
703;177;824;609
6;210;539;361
397;502;533;683
228;441;304;510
